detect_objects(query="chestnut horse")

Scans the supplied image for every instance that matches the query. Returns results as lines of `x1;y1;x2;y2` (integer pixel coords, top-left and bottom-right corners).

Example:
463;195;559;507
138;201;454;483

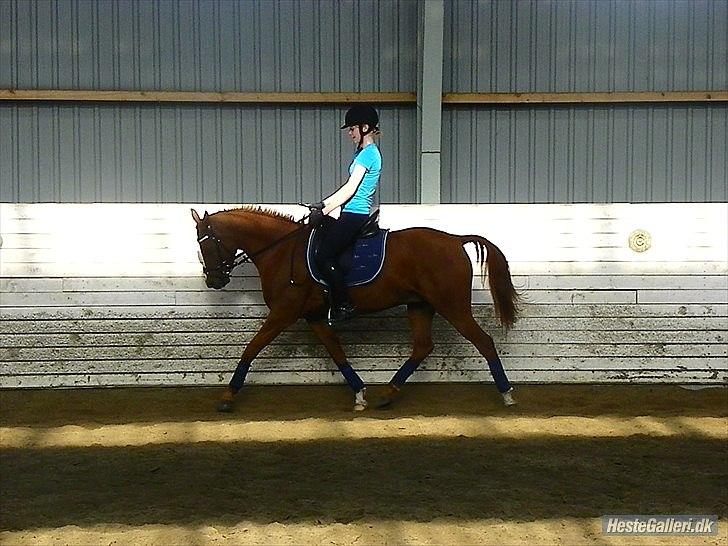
192;206;520;412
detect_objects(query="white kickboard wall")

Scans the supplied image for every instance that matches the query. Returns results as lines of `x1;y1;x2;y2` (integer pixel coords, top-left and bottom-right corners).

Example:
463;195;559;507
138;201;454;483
1;203;726;388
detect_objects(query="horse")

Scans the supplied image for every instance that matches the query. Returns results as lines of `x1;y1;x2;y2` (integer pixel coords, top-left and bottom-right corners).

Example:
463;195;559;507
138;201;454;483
191;206;520;412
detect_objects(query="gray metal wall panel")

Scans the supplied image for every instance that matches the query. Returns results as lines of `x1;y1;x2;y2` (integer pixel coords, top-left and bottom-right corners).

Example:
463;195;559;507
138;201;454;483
0;0;418;204
1;0;418;92
442;104;727;203
444;0;728;93
442;0;727;203
3;0;725;205
0;103;417;204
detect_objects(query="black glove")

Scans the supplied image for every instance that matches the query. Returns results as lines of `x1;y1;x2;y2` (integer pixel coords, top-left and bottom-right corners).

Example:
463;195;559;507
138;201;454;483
308;203;324;225
308;209;323;225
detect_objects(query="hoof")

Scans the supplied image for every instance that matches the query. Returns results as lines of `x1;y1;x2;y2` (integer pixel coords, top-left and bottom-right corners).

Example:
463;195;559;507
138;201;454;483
217;401;234;413
375;385;401;410
502;387;517;407
217;388;237;413
353;388;368;412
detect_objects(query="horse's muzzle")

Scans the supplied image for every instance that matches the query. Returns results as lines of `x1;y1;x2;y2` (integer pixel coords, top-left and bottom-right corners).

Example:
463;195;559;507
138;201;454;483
206;274;230;290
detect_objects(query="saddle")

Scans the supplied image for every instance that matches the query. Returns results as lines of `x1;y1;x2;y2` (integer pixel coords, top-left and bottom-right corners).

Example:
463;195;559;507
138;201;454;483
306;210;389;287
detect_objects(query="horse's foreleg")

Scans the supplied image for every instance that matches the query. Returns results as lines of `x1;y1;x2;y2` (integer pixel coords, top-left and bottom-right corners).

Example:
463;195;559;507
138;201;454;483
377;303;435;408
218;312;296;412
307;319;367;410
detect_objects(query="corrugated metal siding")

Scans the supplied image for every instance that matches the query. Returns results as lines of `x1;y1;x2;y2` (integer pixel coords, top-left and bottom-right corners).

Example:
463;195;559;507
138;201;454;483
0;0;418;203
0;0;418;92
444;0;728;93
442;104;727;203
442;0;728;203
0;103;417;203
2;0;726;205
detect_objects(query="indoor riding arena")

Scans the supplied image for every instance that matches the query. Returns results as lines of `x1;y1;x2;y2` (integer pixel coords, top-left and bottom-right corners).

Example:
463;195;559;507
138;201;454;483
1;1;726;545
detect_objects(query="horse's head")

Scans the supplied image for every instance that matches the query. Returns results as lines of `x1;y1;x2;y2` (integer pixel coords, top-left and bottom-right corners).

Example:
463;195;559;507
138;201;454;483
191;209;234;289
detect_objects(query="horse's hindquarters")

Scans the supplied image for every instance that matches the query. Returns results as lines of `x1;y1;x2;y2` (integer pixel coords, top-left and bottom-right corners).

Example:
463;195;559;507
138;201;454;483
348;228;476;312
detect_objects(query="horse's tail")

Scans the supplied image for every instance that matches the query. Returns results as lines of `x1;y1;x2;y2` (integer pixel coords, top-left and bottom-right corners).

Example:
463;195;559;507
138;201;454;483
460;235;520;329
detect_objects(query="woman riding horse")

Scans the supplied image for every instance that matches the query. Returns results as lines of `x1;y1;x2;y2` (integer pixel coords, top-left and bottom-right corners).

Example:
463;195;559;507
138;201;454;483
308;104;382;325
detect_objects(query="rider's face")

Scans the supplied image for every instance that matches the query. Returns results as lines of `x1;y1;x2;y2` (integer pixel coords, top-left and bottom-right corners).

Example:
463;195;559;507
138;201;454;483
346;125;369;145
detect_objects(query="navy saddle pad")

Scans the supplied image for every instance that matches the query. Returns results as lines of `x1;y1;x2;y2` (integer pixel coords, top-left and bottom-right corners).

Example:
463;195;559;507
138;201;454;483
306;223;389;287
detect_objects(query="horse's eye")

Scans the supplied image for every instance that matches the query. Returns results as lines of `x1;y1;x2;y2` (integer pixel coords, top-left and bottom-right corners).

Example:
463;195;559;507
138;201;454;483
197;250;204;265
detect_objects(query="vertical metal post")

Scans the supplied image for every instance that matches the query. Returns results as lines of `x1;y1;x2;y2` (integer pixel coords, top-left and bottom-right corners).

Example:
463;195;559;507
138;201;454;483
417;0;444;204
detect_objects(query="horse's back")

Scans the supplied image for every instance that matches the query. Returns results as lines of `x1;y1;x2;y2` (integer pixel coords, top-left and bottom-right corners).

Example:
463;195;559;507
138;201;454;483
388;226;465;250
385;227;474;269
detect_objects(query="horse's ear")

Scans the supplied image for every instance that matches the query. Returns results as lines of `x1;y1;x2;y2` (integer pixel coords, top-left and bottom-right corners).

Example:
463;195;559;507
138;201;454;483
191;209;201;223
203;211;209;219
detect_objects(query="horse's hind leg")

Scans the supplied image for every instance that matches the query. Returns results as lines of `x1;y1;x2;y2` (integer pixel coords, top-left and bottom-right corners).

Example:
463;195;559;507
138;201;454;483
432;298;516;406
377;303;435;408
307;319;367;411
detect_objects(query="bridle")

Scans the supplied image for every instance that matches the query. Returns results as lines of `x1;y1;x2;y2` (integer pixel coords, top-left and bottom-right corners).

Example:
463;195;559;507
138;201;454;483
196;213;311;280
196;229;248;278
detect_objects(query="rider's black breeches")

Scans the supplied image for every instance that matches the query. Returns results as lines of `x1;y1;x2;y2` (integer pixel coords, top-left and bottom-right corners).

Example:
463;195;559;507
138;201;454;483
315;212;368;302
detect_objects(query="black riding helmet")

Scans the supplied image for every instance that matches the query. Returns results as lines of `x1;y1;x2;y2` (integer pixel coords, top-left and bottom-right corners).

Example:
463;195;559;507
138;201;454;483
340;104;379;130
341;104;379;149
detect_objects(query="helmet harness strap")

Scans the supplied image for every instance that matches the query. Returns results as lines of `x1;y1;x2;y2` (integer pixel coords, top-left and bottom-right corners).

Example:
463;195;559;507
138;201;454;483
357;123;374;151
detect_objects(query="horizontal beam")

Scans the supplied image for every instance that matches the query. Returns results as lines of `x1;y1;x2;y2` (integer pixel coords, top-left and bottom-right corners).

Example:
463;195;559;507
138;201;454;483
1;89;726;105
443;91;728;104
0;89;417;104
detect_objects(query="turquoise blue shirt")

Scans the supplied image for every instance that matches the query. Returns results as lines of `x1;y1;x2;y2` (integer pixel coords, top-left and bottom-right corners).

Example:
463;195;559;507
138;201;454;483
342;144;381;215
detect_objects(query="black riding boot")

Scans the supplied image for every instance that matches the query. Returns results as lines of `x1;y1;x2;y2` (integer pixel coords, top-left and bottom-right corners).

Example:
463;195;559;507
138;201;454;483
325;262;357;325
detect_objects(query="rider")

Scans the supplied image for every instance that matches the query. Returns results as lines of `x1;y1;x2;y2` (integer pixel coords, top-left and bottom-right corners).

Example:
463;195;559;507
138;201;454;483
309;104;382;325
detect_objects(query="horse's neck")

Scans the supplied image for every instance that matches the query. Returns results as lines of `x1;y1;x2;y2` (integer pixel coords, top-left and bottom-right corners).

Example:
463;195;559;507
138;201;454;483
216;212;295;255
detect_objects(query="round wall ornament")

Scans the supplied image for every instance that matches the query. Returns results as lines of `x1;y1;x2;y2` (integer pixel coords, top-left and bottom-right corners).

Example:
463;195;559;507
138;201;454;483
628;229;651;252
